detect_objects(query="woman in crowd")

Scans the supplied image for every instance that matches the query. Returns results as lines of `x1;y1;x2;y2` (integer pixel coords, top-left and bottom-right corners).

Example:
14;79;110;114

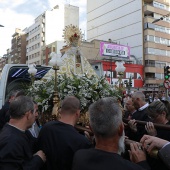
145;100;170;141
145;100;170;170
145;101;170;141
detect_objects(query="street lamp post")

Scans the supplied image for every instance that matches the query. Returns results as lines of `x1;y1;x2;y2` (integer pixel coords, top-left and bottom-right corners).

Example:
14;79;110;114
49;52;63;117
115;61;126;95
28;64;37;84
152;12;170;23
115;61;126;84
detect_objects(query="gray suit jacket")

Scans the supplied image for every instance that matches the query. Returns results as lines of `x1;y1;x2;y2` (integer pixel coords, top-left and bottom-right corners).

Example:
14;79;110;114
158;143;170;169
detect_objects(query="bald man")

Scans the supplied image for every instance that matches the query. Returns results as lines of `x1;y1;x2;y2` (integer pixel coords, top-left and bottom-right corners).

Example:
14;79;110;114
38;96;92;170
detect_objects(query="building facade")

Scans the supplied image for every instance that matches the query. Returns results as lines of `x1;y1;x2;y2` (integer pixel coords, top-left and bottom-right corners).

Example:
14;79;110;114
10;28;27;64
26;4;79;65
87;0;170;88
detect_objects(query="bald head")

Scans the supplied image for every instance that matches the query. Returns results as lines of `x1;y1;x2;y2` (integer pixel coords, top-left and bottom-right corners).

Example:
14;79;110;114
60;96;81;114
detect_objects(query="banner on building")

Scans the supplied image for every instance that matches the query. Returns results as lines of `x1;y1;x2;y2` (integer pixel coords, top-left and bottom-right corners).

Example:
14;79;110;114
100;42;130;58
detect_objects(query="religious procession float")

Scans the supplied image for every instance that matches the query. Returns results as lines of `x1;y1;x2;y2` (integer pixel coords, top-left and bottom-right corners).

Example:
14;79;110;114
26;24;121;125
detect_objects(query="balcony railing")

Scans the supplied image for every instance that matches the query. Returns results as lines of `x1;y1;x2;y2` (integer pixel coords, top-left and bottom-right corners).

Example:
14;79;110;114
145;63;155;67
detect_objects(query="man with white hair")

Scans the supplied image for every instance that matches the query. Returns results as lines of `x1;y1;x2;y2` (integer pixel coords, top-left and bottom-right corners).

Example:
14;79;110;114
128;92;151;141
72;97;150;170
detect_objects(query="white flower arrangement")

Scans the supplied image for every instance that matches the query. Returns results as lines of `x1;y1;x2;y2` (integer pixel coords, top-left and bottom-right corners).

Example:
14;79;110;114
26;73;119;114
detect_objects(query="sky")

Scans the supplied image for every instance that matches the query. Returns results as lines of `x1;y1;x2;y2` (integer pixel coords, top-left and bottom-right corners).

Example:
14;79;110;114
0;0;87;57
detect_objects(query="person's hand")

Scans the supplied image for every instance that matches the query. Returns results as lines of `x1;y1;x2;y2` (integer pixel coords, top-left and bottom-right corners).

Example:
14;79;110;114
128;119;137;132
84;126;95;144
129;142;146;163
123;122;128;128
145;122;157;136
140;135;169;154
35;150;46;162
84;130;95;144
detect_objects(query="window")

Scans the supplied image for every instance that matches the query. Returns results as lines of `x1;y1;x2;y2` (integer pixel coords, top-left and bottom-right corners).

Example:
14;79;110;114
126;72;134;79
153;1;169;11
155;73;164;79
144;23;155;30
155;37;160;43
145;48;155;54
155;62;166;68
148;35;154;42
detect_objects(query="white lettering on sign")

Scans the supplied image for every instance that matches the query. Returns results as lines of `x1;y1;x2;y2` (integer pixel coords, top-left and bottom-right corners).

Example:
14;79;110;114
100;42;130;58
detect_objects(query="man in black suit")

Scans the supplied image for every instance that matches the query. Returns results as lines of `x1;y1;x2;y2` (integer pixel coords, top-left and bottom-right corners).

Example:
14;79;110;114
128;92;151;141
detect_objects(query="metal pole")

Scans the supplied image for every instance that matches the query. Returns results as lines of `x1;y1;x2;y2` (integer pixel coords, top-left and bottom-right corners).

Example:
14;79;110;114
166;88;169;100
52;66;60;118
110;56;113;84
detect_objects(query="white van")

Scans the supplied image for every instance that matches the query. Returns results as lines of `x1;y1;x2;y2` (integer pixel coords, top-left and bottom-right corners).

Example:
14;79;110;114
0;64;51;109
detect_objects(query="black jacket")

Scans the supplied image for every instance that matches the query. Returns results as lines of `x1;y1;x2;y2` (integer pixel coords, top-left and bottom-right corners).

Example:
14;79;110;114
0;124;44;170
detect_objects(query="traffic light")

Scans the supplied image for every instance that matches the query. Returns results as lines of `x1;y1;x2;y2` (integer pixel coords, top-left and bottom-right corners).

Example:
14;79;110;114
130;81;132;87
129;76;132;87
164;66;170;80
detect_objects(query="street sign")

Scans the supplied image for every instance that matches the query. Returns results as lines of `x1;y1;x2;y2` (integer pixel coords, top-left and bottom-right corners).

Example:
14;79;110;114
164;80;170;89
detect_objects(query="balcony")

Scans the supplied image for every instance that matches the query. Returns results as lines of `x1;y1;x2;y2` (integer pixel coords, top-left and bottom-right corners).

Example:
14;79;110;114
143;0;153;3
145;66;163;73
144;5;154;15
144;41;169;51
144;4;169;15
145;78;163;84
144;16;170;28
145;54;170;62
144;29;170;39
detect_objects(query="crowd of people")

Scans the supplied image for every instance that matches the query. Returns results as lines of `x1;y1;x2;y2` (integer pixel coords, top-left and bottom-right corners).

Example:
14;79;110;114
0;90;170;169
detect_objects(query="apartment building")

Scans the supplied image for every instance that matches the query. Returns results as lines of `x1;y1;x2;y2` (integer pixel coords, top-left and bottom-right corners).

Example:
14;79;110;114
87;0;170;88
26;4;79;65
41;41;65;65
10;28;27;64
